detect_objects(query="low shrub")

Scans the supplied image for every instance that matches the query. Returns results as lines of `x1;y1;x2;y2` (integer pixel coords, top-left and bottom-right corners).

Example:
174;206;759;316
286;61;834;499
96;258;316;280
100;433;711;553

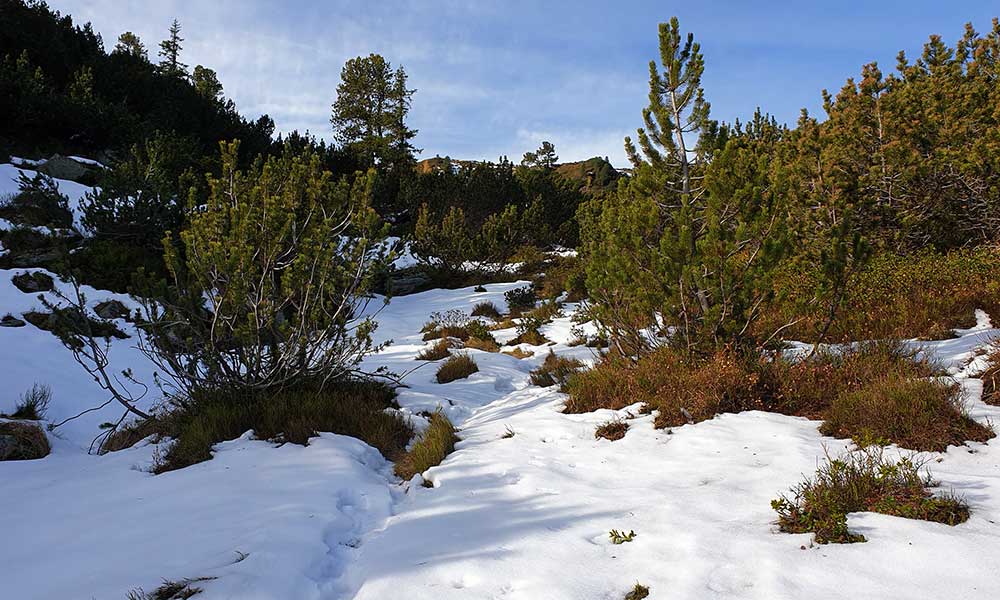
8;383;51;420
394;412;458;480
529;350;584;388
525;299;562;323
416;339;452;361
504;285;537;314
625;584;650;600
819;375;993;451
0;171;72;228
0;420;50;460
137;381;413;473
767;340;940;418
510;244;547;275
764;247;1000;343
772;446;969;544
436;353;479;383
510;316;550;346
534;255;586;302
595;419;628;441
470;301;501;319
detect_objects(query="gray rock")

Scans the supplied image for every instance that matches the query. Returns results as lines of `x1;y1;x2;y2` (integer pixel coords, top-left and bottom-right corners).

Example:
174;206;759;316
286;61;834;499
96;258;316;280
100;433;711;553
94;299;130;320
11;271;54;293
36;154;98;182
388;272;432;296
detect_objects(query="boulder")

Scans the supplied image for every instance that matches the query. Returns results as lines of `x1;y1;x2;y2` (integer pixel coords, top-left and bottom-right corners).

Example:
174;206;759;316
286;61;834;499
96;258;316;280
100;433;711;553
94;299;130;320
0;421;50;460
387;270;433;296
36;154;98;182
11;271;54;293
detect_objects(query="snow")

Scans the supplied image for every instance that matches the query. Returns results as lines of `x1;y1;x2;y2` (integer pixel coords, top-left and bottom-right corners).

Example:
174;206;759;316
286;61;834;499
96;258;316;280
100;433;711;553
2;275;1000;599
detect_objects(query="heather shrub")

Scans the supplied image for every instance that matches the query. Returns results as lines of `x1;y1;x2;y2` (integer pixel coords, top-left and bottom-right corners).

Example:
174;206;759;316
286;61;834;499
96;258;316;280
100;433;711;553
765;248;1000;342
820;375;993;451
772;446;969;544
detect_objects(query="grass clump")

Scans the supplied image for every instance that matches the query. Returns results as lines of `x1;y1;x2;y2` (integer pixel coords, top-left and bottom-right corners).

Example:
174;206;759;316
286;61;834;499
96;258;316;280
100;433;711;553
6;383;51;420
503;348;534;359
979;347;1000;406
465;336;500;353
119;381;413;474
819;375;993;451
395;412;458;480
435;353;479;383
772;446;970;544
625;584;650;600
416;339;452;361
595;419;628;441
470;301;501;319
525;299;562;323
529;350;584;388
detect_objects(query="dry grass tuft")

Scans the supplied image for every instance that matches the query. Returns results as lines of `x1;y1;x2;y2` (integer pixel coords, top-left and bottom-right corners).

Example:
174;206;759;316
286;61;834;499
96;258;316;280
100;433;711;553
436;353;479;383
470;301;502;320
464;336;500;353
503;348;534;359
0;420;50;460
416;339;452;361
595;419;628;441
6;383;51;420
395;412;458;480
624;584;650;600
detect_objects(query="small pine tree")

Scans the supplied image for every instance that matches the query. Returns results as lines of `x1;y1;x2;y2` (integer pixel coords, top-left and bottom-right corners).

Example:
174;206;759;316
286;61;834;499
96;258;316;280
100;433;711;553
158;19;188;78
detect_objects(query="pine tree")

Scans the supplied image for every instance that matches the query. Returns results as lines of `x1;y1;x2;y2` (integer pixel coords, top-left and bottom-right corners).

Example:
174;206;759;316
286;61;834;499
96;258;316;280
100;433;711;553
158;19;188;78
192;65;223;100
580;18;790;356
521;141;558;169
331;54;417;169
114;31;147;60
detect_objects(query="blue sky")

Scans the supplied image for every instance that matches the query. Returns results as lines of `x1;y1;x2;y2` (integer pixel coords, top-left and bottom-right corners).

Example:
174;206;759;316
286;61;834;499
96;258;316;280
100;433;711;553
56;1;998;166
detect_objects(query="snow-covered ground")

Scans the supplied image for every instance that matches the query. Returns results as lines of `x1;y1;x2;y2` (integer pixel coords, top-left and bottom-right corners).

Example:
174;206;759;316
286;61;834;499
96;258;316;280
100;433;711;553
0;162;95;231
2;185;1000;598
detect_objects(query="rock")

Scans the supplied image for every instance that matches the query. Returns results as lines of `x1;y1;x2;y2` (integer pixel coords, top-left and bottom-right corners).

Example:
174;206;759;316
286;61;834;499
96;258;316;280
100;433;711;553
94;299;129;320
11;271;54;293
0;421;50;460
7;247;63;269
387;271;432;296
36;154;99;182
0;315;26;327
